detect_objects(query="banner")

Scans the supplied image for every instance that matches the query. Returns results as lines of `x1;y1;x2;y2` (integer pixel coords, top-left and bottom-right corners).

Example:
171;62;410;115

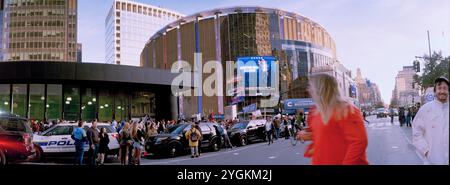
243;103;257;113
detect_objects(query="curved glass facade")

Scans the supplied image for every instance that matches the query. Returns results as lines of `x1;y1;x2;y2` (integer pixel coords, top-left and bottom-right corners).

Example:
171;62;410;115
141;7;337;116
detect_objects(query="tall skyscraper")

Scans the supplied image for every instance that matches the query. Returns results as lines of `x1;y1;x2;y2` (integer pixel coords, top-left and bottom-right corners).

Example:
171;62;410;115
105;0;184;66
0;0;78;62
393;66;420;107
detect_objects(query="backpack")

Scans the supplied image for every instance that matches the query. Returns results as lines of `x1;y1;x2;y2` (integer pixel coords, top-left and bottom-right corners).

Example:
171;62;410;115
189;129;199;142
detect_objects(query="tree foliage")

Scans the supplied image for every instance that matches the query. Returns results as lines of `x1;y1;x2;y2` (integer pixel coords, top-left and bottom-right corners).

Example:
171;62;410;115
414;51;450;90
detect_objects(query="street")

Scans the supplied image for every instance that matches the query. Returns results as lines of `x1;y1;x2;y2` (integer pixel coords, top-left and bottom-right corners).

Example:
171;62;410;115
19;115;424;165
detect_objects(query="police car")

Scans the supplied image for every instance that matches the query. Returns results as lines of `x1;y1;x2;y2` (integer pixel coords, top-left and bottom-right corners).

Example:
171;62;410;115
33;122;120;161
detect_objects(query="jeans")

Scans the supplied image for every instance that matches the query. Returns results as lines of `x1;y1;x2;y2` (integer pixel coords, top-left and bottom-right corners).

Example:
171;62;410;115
275;128;280;139
266;130;273;144
74;141;85;165
223;134;233;148
190;146;199;156
88;144;99;165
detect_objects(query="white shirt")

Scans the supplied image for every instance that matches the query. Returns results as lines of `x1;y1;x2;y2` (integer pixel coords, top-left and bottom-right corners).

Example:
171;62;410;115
265;121;273;131
412;99;449;165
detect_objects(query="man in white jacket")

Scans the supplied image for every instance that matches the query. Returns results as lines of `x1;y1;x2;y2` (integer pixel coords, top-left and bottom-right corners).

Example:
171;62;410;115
412;77;449;165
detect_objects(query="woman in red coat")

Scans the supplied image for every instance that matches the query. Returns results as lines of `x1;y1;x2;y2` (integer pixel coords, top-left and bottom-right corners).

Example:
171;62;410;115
298;73;369;165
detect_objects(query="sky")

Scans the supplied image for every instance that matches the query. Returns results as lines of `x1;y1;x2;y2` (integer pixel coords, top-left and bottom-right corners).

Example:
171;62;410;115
78;0;450;104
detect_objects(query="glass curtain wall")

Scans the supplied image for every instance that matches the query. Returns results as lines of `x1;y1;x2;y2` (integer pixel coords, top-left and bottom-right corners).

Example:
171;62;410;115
0;84;10;113
29;84;45;121
12;84;27;117
47;84;62;120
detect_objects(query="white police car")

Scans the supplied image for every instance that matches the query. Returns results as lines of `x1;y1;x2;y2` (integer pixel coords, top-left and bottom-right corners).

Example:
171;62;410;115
33;122;120;161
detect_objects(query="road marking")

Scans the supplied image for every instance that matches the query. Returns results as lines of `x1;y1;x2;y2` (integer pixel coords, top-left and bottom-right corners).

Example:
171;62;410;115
295;152;300;155
233;153;239;155
392;146;399;149
268;156;276;159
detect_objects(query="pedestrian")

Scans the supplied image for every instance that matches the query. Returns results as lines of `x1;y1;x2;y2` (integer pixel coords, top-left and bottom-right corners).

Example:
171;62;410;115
131;122;144;165
273;117;280;140
111;119;118;130
411;105;417;122
398;107;405;127
146;122;158;140
97;127;109;165
192;122;203;155
412;77;449;165
119;122;132;165
389;108;395;124
297;73;369;165
406;108;412;127
86;120;100;165
283;116;290;139
265;117;274;145
219;121;233;149
213;124;224;148
296;110;306;128
185;123;201;158
31;120;40;134
362;111;370;124
71;121;87;165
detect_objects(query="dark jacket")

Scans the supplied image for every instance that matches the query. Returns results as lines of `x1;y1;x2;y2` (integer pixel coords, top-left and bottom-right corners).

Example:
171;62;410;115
99;133;110;153
86;127;100;146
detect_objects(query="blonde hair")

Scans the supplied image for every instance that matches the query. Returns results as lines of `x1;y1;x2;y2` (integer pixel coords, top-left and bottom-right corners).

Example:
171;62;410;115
131;122;138;137
123;122;131;131
308;73;354;124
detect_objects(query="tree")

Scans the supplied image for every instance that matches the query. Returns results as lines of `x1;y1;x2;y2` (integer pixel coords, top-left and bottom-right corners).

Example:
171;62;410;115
414;51;450;90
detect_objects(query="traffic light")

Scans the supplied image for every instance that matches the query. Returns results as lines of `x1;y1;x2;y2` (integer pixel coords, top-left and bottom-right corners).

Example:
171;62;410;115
413;60;420;72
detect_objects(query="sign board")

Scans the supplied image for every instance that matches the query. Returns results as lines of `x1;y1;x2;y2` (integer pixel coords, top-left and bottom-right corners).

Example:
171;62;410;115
213;114;225;119
424;87;435;104
284;98;314;110
243;103;257;113
231;96;244;105
260;99;279;108
236;56;277;96
224;105;237;120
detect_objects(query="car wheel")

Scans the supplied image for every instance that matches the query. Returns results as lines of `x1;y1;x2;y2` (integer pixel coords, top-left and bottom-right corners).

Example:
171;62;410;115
168;143;179;158
33;145;44;162
239;136;247;146
0;149;6;165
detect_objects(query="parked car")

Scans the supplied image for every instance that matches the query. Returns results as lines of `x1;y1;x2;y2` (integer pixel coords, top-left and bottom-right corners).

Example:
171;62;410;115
144;122;223;158
33;122;120;161
227;119;267;146
0;112;36;165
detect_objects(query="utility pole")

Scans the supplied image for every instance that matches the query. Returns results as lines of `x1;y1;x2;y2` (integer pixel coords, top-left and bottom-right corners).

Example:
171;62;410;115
427;30;432;59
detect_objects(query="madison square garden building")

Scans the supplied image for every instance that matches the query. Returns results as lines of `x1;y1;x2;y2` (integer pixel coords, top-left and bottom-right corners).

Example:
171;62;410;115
141;7;338;117
0;6;340;121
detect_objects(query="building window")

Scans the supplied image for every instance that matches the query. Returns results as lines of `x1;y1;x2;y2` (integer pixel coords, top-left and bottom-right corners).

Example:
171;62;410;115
47;84;62;120
81;88;97;122
12;84;27;118
29;84;45;120
131;92;151;118
98;90;113;122
115;92;128;121
63;85;80;121
0;84;10;113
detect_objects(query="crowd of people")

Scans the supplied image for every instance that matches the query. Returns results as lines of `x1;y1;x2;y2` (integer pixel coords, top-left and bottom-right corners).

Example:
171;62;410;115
26;75;449;165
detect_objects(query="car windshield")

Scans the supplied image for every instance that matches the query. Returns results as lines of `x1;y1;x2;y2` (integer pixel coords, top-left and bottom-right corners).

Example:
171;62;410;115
168;124;182;133
171;124;188;134
231;122;248;129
